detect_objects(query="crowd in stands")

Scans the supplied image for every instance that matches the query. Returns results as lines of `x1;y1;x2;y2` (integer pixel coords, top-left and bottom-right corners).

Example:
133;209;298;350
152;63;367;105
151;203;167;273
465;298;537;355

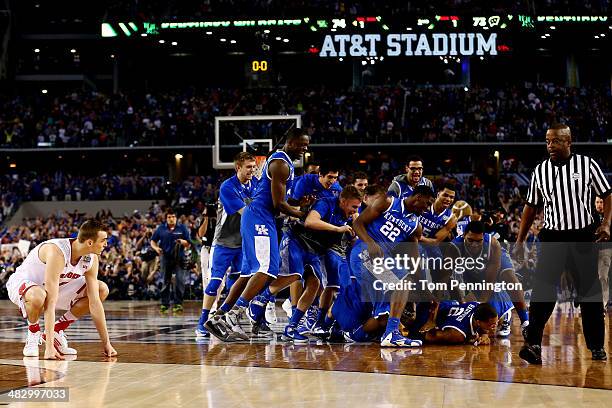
1;83;611;148
106;0;609;18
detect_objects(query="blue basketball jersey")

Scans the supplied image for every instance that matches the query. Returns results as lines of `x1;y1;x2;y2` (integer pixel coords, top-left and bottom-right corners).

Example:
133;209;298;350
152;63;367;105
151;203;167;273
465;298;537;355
440;301;479;340
419;204;453;239
291;173;342;201
312;197;350;227
388;174;434;200
362;196;420;255
249;150;295;221
450;233;493;273
455;215;471;236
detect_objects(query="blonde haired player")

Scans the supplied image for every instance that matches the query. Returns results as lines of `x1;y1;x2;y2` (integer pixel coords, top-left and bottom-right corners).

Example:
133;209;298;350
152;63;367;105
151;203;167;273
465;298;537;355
6;220;117;359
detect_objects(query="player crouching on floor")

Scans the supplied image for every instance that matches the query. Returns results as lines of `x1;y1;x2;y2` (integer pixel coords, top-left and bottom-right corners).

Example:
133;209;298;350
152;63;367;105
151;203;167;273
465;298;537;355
6;220;117;359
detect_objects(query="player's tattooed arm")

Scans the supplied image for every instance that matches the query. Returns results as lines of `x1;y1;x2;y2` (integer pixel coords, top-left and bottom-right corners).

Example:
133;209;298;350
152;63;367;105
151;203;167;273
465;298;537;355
269;159;305;219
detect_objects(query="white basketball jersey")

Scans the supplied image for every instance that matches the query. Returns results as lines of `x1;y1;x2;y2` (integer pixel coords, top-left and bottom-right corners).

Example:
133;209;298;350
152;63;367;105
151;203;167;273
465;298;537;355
13;238;95;285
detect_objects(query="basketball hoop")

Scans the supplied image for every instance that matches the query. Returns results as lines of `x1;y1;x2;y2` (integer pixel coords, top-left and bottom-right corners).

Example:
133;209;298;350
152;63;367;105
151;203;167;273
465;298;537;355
254;155;267;179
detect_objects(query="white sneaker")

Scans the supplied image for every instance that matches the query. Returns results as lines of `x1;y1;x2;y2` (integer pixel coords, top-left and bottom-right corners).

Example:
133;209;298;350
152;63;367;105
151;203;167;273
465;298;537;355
43;330;77;355
282;299;293;319
23;330;42;357
265;301;278;324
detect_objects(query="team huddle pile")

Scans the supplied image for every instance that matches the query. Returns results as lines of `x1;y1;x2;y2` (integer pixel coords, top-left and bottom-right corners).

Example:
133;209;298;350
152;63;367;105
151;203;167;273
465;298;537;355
5;130;531;358
195;129;530;348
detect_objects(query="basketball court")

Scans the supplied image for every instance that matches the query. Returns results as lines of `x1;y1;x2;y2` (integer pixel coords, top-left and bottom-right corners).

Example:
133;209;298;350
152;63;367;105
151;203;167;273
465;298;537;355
0;300;610;407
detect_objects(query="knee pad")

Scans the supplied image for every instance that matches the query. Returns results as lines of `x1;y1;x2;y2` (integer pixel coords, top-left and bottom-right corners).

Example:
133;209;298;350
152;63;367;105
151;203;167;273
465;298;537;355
204;279;222;297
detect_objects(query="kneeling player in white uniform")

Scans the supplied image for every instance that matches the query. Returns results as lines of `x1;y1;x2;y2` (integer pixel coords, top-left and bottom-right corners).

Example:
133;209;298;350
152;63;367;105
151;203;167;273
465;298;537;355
6;220;117;359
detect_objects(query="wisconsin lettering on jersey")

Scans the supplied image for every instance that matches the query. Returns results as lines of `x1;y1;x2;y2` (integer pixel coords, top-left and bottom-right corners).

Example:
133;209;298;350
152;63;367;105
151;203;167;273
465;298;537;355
60;272;83;280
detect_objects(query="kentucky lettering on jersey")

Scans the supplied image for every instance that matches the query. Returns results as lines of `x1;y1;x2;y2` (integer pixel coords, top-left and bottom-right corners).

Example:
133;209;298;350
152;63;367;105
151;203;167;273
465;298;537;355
455;215;471;236
440;302;478;340
419;204;453;238
364;196;420;254
249;150;295;222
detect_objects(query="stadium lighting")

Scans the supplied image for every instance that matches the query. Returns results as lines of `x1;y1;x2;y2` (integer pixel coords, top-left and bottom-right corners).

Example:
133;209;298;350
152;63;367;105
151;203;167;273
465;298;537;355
464;87;469;91
339;58;343;61
264;29;270;34
595;35;600;39
550;26;556;30
230;40;237;44
141;33;147;37
220;38;227;42
275;36;281;40
601;33;606;37
283;38;289;43
361;60;367;65
171;41;178;46
480;56;484;60
9;163;16;168
206;31;212;35
110;54;115;59
41;89;48;94
406;27;413;31
175;154;183;160
158;39;165;44
70;48;76;53
34;48;40;53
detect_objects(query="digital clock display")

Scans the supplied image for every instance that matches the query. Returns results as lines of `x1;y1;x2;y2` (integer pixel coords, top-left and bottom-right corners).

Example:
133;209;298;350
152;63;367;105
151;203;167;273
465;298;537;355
251;60;269;71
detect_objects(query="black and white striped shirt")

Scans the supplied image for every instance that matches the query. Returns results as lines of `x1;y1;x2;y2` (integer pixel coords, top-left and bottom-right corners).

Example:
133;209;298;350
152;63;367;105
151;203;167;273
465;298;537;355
526;153;611;230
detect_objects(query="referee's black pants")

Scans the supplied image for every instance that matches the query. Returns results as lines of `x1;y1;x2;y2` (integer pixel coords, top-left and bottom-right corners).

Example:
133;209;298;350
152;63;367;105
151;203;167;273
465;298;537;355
526;223;605;350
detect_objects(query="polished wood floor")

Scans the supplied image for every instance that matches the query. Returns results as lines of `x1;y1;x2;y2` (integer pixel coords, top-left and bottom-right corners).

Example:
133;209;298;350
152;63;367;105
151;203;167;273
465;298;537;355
0;300;610;407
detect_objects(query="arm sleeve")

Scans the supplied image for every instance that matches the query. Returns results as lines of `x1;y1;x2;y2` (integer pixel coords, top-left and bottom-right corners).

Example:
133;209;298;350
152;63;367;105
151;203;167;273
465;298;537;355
525;171;542;207
311;199;331;221
387;180;400;198
291;174;310;201
151;226;161;242
590;159;612;198
219;182;245;215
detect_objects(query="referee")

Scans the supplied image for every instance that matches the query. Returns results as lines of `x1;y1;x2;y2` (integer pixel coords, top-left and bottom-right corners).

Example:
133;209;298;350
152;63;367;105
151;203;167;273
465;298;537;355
515;123;611;364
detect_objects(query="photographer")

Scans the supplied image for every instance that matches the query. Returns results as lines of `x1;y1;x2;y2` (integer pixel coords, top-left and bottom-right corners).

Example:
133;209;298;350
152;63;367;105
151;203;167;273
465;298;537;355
135;227;159;284
151;209;191;313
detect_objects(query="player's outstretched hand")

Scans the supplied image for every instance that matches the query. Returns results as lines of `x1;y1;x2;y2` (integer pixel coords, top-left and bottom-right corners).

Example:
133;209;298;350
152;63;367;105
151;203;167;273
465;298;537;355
44;346;64;360
104;342;118;357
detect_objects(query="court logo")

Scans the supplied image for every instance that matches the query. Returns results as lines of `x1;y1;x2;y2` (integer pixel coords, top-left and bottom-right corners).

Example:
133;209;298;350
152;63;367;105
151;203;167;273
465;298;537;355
255;224;269;236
